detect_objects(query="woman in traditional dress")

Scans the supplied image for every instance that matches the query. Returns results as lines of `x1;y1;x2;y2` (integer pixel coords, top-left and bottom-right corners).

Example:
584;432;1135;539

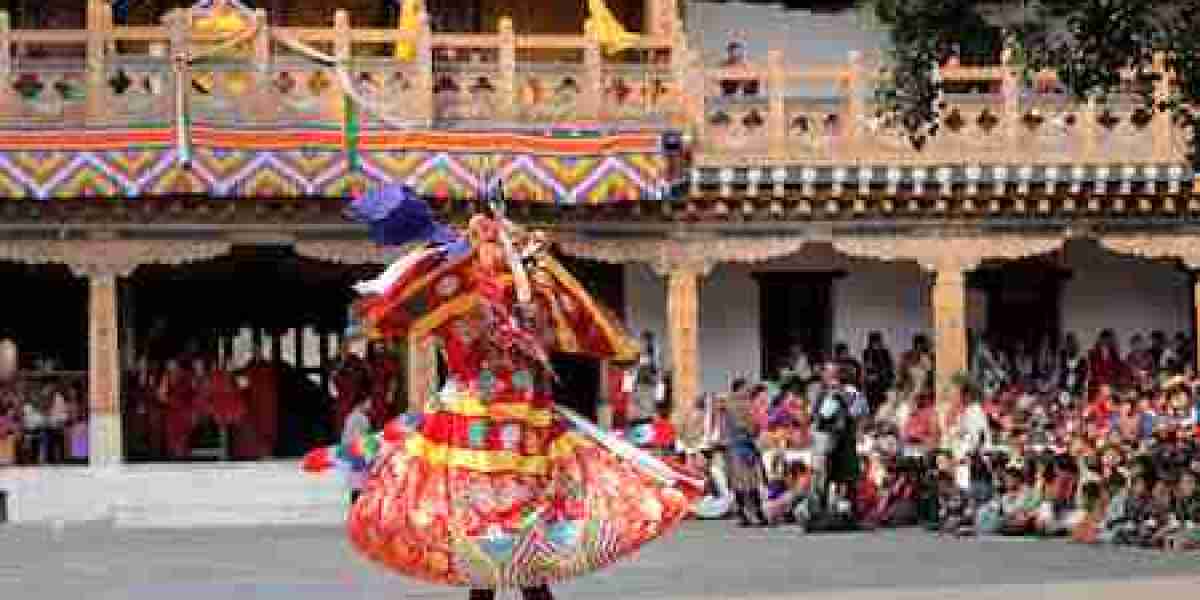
722;382;769;527
302;185;701;599
889;335;933;429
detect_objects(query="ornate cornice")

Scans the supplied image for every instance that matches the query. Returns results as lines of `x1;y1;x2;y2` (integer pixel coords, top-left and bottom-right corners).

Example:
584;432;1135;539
1097;234;1200;269
831;234;1069;272
293;240;395;265
0;239;232;278
555;235;809;275
557;232;1073;274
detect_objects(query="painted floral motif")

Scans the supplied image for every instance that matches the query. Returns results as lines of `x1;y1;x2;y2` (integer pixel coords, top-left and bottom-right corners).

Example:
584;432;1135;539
499;424;522;451
511;370;533;391
477;369;496;401
468;421;490;449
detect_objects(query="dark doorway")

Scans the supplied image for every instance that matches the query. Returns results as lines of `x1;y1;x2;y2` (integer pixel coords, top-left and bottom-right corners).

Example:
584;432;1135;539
754;271;842;380
551;353;601;421
548;255;624;419
969;261;1068;357
554;254;626;317
127;245;378;461
0;261;87;371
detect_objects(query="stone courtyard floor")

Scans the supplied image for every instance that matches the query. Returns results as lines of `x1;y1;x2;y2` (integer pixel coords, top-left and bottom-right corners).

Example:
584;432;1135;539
2;520;1198;599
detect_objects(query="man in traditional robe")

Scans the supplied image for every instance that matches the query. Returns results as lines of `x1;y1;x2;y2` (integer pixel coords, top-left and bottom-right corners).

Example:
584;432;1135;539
366;341;400;429
159;359;197;460
240;355;280;459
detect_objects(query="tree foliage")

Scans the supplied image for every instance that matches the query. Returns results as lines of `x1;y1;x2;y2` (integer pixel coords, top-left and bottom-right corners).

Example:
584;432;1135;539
869;0;1200;168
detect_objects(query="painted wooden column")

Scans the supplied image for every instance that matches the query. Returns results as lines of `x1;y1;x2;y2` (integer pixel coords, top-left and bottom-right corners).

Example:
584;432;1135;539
665;264;705;427
85;271;123;468
930;260;972;448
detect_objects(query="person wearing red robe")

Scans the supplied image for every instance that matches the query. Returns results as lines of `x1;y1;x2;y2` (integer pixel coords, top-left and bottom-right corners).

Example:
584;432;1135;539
207;363;247;429
330;349;370;436
606;365;631;429
125;359;164;460
241;357;280;459
159;359;197;460
1087;330;1126;405
366;343;400;429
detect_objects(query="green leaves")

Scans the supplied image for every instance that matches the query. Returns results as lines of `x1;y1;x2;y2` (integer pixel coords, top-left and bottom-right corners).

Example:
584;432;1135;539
873;0;987;148
873;0;1200;168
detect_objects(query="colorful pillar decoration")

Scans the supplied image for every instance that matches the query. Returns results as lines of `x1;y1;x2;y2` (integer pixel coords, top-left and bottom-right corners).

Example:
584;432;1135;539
343;92;361;173
173;53;192;168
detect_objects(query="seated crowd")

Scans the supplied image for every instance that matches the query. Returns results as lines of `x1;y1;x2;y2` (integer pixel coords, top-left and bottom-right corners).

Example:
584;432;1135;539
657;328;1200;552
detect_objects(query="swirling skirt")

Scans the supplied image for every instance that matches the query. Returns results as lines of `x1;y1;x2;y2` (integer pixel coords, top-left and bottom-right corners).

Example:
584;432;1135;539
348;421;701;589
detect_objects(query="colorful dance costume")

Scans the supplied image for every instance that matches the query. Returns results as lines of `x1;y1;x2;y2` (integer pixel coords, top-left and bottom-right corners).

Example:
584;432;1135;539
303;185;702;591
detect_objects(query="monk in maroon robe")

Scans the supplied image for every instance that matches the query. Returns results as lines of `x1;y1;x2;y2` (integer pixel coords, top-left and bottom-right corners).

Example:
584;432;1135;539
207;365;247;428
241;357;279;458
124;361;162;460
366;347;400;429
159;360;197;460
1087;330;1126;404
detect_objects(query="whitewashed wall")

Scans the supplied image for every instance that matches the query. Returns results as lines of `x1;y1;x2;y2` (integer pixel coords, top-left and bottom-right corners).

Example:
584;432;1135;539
831;260;933;357
622;247;934;394
622;240;1193;394
1060;241;1193;346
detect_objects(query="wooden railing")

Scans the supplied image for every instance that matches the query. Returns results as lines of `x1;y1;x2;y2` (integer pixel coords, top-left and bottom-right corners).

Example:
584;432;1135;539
694;49;1188;167
0;0;1188;168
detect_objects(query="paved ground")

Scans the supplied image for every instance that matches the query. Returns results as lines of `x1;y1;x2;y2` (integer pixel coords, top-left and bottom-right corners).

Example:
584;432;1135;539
2;520;1198;599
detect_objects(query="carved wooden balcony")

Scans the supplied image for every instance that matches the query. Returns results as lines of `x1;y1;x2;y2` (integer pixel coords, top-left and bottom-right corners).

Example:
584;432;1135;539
0;0;1190;207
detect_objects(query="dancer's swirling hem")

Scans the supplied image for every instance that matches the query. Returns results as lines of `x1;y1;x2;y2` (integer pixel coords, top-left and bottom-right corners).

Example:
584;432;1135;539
302;184;703;600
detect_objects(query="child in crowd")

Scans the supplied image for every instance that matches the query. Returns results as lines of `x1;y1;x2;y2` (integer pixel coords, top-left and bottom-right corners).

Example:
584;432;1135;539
1138;478;1177;548
1165;470;1200;551
1100;473;1150;544
763;457;810;525
1071;481;1107;544
934;472;975;537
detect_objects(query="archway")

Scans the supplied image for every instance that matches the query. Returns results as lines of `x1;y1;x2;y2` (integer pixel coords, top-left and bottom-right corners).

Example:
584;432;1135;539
124;245;381;462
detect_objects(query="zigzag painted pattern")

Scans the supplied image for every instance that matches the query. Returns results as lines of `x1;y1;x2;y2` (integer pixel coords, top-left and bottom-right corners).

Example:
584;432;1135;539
0;147;667;204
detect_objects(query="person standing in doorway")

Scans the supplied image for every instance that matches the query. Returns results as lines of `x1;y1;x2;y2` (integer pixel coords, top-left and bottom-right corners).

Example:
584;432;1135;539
862;332;895;415
159;358;199;460
46;385;69;464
